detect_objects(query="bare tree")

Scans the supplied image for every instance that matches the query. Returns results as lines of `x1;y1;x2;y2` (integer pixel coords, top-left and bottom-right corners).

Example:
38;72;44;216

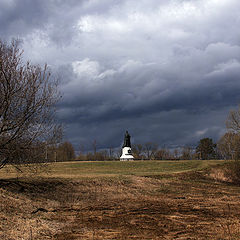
226;105;240;133
108;147;114;160
77;143;86;160
217;132;240;160
143;142;158;160
132;143;144;159
57;141;75;161
173;149;180;160
224;107;240;181
155;148;171;160
0;39;60;169
180;146;194;160
92;139;97;155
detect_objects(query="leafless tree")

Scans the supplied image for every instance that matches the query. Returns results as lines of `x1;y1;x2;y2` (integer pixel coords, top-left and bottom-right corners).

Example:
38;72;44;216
173;149;180;160
155;148;171;160
132;143;144;159
92;139;97;155
226;105;240;133
0;39;60;169
223;107;240;180
217;132;240;160
143;142;158;160
108;147;114;160
219;105;240;160
180;146;194;160
57;141;75;161
77;143;86;160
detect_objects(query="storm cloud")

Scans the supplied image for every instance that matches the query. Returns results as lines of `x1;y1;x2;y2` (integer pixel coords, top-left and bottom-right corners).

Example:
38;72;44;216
1;0;240;150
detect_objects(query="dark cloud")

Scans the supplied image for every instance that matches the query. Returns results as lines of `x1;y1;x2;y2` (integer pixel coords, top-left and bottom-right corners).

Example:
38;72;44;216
1;0;240;150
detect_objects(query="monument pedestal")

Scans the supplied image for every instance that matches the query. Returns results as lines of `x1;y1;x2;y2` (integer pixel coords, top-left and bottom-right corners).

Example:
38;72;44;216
120;147;134;161
120;130;134;161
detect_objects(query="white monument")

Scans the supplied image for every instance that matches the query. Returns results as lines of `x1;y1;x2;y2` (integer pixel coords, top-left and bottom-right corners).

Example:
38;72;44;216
120;131;134;161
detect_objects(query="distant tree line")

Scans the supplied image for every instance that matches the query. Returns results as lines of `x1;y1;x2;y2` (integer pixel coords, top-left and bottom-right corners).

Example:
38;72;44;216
7;103;240;163
72;105;240;161
45;141;75;162
59;104;240;161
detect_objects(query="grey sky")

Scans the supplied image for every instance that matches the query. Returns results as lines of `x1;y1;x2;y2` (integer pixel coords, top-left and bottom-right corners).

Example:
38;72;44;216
1;0;240;150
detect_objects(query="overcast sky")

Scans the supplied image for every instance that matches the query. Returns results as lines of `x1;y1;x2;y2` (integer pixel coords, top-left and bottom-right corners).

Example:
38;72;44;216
1;0;240;150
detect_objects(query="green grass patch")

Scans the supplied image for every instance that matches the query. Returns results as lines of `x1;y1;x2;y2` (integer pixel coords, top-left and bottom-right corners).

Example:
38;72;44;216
52;160;225;176
0;160;227;179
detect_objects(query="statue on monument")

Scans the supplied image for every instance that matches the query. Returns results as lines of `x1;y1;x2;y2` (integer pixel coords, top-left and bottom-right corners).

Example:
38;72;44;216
123;130;131;148
120;130;134;160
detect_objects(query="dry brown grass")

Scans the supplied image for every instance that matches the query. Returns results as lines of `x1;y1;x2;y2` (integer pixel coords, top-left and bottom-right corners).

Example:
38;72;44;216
1;165;240;239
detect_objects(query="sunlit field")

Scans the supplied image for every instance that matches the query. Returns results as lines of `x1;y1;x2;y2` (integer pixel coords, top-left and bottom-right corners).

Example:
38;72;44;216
1;160;240;239
1;159;227;178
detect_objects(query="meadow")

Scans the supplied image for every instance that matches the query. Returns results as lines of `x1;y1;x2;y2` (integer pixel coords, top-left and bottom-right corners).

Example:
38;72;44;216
0;160;226;178
1;160;240;239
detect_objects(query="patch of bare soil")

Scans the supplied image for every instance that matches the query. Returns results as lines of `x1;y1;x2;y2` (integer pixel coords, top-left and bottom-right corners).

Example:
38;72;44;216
1;170;240;239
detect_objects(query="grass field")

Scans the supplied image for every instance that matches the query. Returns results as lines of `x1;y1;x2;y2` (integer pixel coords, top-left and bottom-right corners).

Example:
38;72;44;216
1;160;240;239
1;159;227;178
